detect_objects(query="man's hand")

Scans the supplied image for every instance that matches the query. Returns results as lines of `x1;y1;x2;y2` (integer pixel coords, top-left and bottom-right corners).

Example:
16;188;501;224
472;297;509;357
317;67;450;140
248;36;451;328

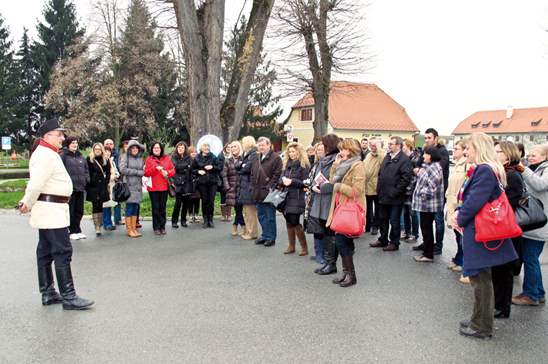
18;202;29;214
204;165;213;171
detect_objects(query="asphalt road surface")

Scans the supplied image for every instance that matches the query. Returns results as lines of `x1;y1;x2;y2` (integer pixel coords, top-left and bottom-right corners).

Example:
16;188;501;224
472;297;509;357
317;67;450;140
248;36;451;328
1;211;547;363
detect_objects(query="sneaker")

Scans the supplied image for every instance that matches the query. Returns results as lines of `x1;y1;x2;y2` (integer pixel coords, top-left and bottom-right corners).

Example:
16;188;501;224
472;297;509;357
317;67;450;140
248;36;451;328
69;234;80;240
77;233;87;239
451;265;463;272
407;235;418;243
447;262;457;270
540;297;546;304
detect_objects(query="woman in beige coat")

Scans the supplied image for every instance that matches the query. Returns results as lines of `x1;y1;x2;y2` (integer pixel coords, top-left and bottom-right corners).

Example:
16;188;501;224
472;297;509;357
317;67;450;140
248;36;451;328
445;140;470;278
325;138;366;287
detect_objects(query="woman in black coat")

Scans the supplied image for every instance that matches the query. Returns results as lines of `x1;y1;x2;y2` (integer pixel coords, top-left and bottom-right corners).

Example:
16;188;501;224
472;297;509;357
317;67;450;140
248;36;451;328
280;142;310;256
86;142;111;236
61;136;89;240
171;141;194;228
192;143;222;228
492;141;524;319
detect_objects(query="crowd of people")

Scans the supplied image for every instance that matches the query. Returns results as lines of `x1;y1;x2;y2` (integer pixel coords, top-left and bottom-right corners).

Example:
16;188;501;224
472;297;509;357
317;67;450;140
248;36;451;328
23;121;546;338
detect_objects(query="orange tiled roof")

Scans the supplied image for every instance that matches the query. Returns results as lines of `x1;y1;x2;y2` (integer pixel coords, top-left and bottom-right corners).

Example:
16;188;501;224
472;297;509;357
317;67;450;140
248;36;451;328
292;81;419;132
453;107;548;135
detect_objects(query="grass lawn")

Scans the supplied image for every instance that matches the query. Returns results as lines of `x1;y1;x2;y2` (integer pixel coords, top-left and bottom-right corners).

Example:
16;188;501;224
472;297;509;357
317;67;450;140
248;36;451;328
0;179;29;189
0;158;29;169
0;185;223;216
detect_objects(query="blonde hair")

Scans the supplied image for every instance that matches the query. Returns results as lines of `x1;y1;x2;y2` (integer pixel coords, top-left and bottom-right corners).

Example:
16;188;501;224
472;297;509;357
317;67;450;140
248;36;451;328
403;138;415;151
241;136;256;152
230;141;243;157
314;142;324;163
469;133;507;186
337;138;361;157
89;142;107;165
283;142;310;169
529;144;548;158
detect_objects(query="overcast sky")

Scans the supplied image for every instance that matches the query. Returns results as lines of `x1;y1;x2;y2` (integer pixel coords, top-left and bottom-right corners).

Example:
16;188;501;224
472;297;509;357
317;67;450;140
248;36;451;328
2;0;548;135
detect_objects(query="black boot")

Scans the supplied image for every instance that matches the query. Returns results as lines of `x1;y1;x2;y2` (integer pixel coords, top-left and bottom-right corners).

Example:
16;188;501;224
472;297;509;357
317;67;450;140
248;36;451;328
38;265;62;306
339;256;357;287
202;215;208;229
315;236;338;275
208;215;215;228
332;258;348;284
55;265;94;310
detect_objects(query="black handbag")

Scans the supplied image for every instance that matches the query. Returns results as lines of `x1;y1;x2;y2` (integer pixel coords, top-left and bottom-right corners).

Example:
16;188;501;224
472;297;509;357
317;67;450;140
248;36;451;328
305;215;325;234
112;181;131;202
515;193;547;232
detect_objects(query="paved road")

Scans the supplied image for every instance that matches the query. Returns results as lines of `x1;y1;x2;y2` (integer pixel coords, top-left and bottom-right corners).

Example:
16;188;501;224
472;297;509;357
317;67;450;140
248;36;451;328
1;211;547;363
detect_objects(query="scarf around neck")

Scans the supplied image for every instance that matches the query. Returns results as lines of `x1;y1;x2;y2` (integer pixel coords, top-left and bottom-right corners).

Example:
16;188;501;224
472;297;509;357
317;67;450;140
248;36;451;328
332;156;360;183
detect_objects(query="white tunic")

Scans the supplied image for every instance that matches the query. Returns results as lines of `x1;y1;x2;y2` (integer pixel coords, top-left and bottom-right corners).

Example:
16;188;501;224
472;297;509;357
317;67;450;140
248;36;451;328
21;144;73;229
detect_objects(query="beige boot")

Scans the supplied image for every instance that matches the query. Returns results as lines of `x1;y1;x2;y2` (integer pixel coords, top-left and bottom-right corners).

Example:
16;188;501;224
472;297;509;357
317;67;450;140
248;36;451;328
295;224;308;256
284;224;296;254
93;213;102;236
231;224;238;236
131;216;142;237
126;217;140;238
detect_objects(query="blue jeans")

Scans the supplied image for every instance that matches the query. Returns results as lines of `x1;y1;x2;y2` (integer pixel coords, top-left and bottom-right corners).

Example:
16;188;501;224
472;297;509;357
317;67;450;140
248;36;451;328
257;202;277;241
402;205;419;237
125;203;139;217
434;210;445;250
379;204;403;245
521;237;545;302
103;207;113;228
453;230;463;267
114;204;122;223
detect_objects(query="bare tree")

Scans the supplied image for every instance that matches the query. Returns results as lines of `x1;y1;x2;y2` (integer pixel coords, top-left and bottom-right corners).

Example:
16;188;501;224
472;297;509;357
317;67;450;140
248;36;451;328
154;0;275;143
220;0;275;142
272;0;370;142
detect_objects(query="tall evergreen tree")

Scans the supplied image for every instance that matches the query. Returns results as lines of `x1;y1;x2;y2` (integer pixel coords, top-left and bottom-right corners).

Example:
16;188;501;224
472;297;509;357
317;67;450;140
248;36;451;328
33;0;85;121
15;28;40;149
0;15;19;145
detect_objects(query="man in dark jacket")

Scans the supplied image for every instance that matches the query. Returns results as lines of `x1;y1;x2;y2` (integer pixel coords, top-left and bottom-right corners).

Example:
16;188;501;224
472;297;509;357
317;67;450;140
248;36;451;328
370;136;412;251
251;137;283;247
413;128;450;255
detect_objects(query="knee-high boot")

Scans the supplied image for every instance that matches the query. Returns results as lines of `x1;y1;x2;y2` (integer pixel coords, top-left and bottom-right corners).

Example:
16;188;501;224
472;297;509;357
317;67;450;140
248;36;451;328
339;256;357;287
284;224;296;254
314;235;338;275
55;264;94;310
38;264;62;305
295;224;308;256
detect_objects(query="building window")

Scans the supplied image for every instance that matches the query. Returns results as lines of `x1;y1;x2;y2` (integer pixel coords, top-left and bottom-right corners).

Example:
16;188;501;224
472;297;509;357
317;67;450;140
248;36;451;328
300;108;313;121
530;135;535;142
515;135;520;142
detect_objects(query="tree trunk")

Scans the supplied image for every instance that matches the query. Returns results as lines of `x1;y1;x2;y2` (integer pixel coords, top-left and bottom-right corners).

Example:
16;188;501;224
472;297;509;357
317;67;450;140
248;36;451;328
173;0;224;144
220;0;275;142
312;84;329;142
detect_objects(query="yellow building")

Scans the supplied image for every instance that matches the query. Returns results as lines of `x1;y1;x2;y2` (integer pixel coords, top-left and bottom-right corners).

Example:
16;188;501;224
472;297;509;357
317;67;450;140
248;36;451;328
283;81;419;148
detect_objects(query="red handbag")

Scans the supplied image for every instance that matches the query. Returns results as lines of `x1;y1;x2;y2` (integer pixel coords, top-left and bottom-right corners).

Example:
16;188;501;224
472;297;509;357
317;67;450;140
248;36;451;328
330;189;365;238
474;188;522;251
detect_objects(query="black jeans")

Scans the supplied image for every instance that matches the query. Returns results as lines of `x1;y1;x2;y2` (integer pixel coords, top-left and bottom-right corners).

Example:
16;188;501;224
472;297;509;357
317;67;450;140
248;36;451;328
419;212;435;259
68;191;85;234
366;195;380;231
172;193;191;224
37;228;73;268
149;191;168;230
233;204;245;226
492;261;515;314
335;234;355;257
198;184;217;218
378;204;403;245
470;269;494;335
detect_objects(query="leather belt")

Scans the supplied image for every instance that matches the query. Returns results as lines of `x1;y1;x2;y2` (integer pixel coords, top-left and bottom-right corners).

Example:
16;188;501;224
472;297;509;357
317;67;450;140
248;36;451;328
38;194;71;204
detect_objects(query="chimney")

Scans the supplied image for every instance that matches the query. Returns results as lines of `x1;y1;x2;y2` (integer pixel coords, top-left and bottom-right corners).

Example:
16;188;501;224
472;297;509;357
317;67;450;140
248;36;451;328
506;105;514;119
